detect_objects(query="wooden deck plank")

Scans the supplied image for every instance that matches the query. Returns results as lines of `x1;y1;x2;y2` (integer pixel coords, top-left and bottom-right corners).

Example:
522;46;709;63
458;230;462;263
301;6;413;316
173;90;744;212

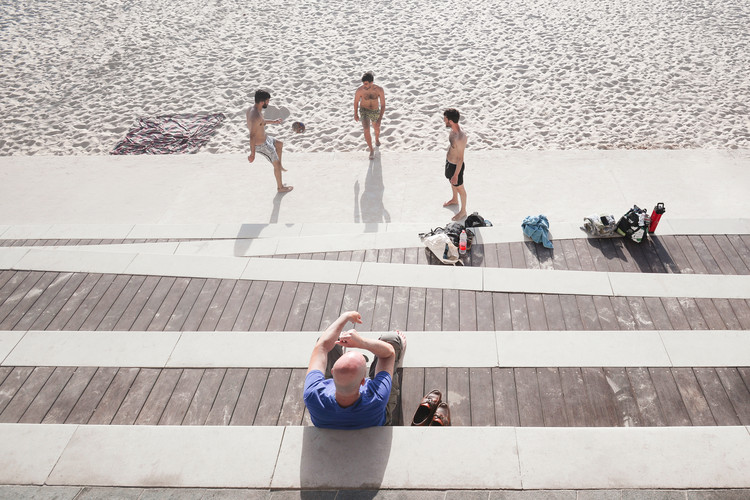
541;294;566;330
389;286;410;331
442;289;460;331
231;280;267;331
404;247;419;265
214;280;253;331
77;274;132;330
559;295;584;330
254;368;292;426
284;282;314;331
602;367;642;427
715;367;750;425
572;239;596;272
508;242;527;269
612;239;639;273
626;297;655;330
180;279;221;331
514;368;544;427
642;237;670;273
560;240;582;271
598;239;624;272
423;288;442;331
581;367;619;426
537;368;568;426
128;277;177;331
643;297;674;330
61;274;117;330
577;295;602;330
341;284;362;318
660;297;691;330
694;298;727;330
492;367;520;426
41;367;97;424
656;235;692;273
110;368;161;425
559;367;594;427
320;283;346;329
183;369;227;425
0;367;33;415
423;368;447;403
230;368;269;426
674;235;708;274
690;235;725;274
267;281;299;331
135;369;183;425
693;368;741;426
163;278;207;331
714;235;750;274
278;368;308;426
400;367;425;426
728;299;750;330
406;288;426;331
446;367;470;426
525;293;548;331
88;368;140;425
355;285;378;332
492;293;513;331
521;242;540;270
496;243;513;269
509;293;530;331
581;239;610;272
0;367;11;387
197;279;239;331
671;368;716;426
696;234;736;274
390;247;406;264
711;299;743;330
0;366;54;423
459;290;478;331
246;281;282;331
677;297;709;330
475;291;495;331
648;367;692;426
205;368;247;425
0;272;58;329
65;367;118;424
727;234;750;271
18;367;76;424
370;286;393;332
0;271;34;316
110;276;161;331
0;271;45;326
159;369;204;425
0;271;16;290
591;296;620;330
468;367;494;426
535;244;555;270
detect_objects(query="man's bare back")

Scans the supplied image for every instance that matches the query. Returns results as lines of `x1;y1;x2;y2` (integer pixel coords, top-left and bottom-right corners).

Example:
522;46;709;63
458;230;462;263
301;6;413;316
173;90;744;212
446;129;468;165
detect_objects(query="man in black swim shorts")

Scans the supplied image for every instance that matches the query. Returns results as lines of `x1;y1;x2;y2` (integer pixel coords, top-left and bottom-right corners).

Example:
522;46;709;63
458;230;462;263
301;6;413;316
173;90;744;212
442;108;468;221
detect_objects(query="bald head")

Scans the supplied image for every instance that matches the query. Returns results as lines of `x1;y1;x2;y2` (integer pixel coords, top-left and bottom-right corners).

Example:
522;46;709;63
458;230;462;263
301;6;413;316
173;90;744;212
331;351;367;396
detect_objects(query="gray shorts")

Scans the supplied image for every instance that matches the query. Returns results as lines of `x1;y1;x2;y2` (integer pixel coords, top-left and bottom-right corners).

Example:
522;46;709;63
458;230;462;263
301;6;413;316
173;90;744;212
255;135;279;163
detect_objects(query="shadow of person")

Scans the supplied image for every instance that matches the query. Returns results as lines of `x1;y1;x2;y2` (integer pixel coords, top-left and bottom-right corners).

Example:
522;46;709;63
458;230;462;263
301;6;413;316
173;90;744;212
298;426;393;497
359;155;390;226
231;191;292;257
270;189;291;224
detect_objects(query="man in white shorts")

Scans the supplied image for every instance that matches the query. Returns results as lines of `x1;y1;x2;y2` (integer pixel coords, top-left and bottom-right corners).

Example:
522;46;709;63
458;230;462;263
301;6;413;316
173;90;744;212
246;89;293;193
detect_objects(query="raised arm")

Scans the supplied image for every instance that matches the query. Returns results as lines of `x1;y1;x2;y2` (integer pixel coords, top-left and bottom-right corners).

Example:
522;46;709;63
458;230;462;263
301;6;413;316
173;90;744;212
307;311;363;374
336;330;397;377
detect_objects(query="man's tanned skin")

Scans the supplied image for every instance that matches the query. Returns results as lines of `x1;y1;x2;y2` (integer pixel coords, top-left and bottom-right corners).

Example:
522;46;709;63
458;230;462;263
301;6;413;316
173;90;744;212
247;90;293;193
353;72;386;160
443;108;468;220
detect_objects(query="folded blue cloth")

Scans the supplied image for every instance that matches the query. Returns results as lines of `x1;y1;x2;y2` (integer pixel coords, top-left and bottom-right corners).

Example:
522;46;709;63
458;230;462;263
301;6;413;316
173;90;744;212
522;215;553;249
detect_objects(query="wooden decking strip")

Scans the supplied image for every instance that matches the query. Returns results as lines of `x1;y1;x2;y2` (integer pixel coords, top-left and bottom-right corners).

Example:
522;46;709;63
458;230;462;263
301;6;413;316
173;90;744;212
1;270;750;332
1;365;748;428
3;233;750;275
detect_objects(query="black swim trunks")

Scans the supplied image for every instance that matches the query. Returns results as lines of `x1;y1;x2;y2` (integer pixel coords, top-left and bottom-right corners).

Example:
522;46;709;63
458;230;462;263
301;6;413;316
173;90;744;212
445;161;465;186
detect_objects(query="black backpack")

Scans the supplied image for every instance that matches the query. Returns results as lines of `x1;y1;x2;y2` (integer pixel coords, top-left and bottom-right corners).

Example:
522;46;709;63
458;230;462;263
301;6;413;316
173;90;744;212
419;222;475;249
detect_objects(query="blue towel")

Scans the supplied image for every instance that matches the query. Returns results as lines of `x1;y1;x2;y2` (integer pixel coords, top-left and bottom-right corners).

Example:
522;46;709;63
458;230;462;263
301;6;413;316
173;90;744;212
522;215;553;249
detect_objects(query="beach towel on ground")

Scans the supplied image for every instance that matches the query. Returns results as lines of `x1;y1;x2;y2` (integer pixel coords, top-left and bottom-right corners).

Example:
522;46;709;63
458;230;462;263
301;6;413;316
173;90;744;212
522;214;554;249
111;113;225;155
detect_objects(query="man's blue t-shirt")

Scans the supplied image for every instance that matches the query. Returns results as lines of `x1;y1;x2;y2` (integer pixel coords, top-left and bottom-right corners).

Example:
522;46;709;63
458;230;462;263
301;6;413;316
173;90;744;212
303;370;391;429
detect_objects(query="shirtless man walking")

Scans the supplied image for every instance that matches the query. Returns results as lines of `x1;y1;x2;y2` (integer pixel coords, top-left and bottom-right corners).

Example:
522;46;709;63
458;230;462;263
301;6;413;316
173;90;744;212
443;108;468;221
353;72;386;160
247;89;293;193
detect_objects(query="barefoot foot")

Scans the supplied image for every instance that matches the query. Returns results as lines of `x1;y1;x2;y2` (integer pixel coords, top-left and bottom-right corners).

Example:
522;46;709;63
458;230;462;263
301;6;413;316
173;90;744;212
375;139;381;147
368;150;375;160
277;185;294;193
443;199;458;207
452;211;467;221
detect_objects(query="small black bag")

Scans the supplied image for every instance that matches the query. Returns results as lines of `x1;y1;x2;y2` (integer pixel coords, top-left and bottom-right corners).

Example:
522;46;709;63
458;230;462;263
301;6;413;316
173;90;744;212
465;212;491;228
616;205;650;243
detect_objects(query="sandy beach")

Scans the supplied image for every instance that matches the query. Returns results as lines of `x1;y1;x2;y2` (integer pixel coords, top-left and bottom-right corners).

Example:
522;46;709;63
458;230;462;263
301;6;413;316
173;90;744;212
1;0;749;156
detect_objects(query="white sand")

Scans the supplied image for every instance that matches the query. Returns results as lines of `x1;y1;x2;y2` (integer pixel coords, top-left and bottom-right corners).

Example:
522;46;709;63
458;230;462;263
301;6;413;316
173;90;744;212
1;0;749;156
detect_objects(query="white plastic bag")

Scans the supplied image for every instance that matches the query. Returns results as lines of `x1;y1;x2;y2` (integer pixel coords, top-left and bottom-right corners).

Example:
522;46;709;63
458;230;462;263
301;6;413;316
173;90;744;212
421;233;459;265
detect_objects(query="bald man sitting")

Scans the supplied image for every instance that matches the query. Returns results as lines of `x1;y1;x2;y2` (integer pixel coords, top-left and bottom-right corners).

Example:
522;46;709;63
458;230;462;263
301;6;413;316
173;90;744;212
304;311;406;429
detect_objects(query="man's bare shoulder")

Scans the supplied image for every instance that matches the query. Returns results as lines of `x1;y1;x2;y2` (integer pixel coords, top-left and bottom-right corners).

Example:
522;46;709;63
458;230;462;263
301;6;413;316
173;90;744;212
374;84;385;95
247;107;263;123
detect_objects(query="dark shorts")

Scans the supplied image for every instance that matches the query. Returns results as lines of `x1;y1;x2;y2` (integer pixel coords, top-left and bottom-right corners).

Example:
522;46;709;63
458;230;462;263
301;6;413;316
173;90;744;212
445;161;465;186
